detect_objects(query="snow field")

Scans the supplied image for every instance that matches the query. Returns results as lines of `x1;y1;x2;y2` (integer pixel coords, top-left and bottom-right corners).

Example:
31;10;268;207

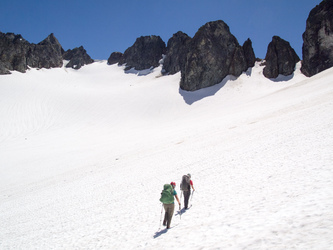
0;61;332;249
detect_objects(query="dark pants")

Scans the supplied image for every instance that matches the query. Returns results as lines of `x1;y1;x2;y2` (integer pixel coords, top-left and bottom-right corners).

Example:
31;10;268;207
183;190;191;209
163;203;175;229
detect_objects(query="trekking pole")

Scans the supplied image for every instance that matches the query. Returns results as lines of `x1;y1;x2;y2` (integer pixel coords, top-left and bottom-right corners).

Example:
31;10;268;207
180;191;183;203
180;191;183;219
190;190;195;207
191;190;195;201
179;203;182;220
159;203;164;229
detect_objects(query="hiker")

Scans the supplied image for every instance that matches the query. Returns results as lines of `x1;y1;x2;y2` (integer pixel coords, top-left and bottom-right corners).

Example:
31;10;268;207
180;174;195;209
160;182;181;229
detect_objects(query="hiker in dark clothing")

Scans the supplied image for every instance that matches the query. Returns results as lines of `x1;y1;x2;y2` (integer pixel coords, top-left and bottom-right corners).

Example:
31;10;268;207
160;182;180;229
180;174;195;209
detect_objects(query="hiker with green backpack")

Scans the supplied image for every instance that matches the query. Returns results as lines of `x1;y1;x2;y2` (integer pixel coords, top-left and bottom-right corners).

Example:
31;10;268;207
159;182;181;229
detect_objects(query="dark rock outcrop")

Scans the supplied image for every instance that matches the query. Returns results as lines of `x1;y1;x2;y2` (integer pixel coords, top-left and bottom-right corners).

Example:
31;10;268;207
0;32;63;73
163;31;191;75
229;46;248;77
29;33;64;69
63;46;94;69
263;36;300;79
0;60;10;74
242;38;256;68
107;52;123;65
118;35;166;71
0;32;94;74
0;32;32;73
301;0;333;77
180;20;251;91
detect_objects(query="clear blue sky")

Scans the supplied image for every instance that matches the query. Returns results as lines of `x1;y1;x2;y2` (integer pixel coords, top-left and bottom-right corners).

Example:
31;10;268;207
0;0;322;60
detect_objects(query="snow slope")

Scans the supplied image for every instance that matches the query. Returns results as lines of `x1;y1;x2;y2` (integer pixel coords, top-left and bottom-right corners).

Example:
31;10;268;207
0;61;332;249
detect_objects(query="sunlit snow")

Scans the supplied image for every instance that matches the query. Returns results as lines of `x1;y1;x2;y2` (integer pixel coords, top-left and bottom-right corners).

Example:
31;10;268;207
0;61;332;249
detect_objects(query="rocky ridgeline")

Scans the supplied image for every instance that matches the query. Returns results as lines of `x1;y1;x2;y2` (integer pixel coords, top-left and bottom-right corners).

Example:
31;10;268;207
1;0;332;91
0;33;93;74
108;0;333;91
108;21;256;91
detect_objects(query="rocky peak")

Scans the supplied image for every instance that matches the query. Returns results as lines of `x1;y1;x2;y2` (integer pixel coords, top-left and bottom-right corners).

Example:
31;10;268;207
163;31;191;75
38;33;61;46
0;32;33;73
29;33;63;69
301;0;333;76
242;38;256;68
63;46;94;69
118;35;166;71
107;52;123;65
180;20;249;91
263;36;300;79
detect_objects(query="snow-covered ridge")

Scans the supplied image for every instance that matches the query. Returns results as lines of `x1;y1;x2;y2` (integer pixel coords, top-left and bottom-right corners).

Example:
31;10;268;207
0;61;332;249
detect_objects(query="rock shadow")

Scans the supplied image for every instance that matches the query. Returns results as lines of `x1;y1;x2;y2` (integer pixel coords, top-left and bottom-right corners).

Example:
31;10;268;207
179;75;236;105
268;73;294;82
125;67;154;76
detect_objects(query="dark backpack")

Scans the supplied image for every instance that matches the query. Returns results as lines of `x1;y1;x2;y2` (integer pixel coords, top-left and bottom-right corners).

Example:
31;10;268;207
180;175;190;191
160;184;174;204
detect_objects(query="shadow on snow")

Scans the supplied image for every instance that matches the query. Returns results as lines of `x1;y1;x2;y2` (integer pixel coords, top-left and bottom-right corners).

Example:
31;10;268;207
153;228;168;238
178;67;255;105
179;75;236;105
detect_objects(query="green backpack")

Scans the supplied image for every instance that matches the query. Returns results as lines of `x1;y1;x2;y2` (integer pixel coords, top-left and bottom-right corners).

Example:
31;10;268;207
160;184;174;204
